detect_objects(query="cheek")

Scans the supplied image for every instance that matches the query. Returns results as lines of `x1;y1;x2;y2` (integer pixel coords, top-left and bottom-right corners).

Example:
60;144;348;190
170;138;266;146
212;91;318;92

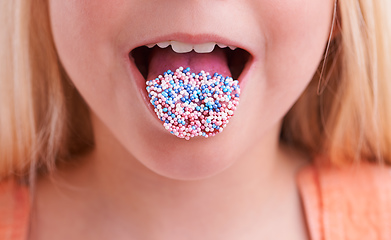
253;0;333;109
49;0;153;153
236;0;333;140
49;0;128;74
263;0;334;86
49;0;139;120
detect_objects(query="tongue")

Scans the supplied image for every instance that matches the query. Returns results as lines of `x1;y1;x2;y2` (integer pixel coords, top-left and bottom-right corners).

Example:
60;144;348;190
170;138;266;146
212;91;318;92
147;47;231;81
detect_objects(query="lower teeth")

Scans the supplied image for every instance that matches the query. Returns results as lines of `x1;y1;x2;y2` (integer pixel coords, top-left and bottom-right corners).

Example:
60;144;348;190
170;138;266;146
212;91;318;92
146;67;240;140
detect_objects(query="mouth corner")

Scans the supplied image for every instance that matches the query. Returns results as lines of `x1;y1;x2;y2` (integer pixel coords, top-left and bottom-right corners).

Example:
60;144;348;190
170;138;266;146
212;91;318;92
129;46;150;80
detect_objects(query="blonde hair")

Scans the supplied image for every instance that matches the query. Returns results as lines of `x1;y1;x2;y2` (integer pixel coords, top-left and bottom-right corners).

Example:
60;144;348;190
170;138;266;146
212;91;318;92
1;0;391;180
0;0;92;180
282;0;391;165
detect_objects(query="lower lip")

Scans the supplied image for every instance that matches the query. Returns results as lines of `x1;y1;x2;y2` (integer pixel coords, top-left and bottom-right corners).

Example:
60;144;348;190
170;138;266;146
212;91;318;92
124;51;254;124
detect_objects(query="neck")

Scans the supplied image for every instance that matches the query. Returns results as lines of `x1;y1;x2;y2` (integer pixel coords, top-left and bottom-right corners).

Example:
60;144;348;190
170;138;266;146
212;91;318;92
43;115;309;239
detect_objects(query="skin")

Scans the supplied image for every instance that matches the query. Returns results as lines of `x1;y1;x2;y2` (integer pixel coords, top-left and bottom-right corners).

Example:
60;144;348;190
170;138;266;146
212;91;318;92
30;0;334;239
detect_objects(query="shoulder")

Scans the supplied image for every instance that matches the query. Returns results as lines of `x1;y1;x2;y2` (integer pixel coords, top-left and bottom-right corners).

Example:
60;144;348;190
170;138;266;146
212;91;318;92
0;179;30;240
297;161;391;240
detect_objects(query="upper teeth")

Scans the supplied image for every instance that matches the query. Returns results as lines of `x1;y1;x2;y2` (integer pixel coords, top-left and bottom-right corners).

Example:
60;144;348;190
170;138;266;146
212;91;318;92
145;41;237;53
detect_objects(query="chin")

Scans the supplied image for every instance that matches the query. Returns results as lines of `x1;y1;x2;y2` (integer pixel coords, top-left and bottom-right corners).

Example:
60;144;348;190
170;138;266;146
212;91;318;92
125;123;243;181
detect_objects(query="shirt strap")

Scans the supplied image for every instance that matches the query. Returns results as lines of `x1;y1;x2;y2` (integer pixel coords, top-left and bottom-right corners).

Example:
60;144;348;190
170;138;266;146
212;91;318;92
0;179;30;240
297;162;391;240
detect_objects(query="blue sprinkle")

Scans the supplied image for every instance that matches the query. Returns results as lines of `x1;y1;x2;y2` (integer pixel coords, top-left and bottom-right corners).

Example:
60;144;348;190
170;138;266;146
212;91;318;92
192;126;196;130
163;108;168;112
235;93;239;97
196;106;201;111
206;118;211;123
171;114;176;118
204;107;208;111
181;97;186;102
165;120;169;123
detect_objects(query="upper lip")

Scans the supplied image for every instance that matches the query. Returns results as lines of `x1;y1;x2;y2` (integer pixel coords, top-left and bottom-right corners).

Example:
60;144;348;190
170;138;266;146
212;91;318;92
128;32;253;81
127;32;255;58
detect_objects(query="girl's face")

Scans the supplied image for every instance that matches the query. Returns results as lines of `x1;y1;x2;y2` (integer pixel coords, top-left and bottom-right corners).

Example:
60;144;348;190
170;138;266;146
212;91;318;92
49;0;334;180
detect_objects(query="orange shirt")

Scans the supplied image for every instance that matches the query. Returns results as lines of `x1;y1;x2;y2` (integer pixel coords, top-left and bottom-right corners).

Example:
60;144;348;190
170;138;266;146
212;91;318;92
298;162;391;240
0;179;29;240
1;163;391;240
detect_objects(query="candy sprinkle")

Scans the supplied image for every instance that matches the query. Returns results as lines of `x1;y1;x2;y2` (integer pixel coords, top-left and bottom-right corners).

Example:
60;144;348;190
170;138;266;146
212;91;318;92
146;67;240;140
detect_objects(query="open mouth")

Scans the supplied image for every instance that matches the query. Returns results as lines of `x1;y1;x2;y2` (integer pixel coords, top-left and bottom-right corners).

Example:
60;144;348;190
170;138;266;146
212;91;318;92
130;41;251;81
128;40;251;140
